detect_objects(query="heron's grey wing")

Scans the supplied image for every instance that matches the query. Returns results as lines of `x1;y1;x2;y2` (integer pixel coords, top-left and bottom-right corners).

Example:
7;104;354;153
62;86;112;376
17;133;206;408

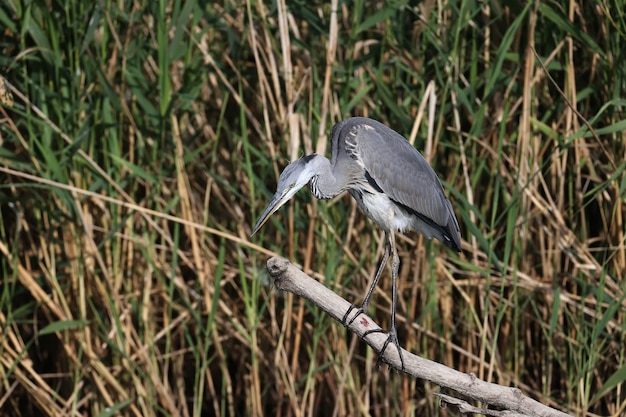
343;120;460;245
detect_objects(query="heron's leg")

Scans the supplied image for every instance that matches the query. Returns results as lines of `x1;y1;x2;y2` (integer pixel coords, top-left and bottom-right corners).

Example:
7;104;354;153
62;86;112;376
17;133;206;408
385;232;405;370
362;232;406;371
362;231;391;310
342;232;391;325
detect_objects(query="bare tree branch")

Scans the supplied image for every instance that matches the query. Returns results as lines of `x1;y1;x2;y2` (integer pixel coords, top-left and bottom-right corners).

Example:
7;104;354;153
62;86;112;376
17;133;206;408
267;256;572;417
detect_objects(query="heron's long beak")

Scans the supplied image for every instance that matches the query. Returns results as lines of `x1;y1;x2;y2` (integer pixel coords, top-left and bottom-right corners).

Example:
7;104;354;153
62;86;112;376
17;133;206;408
250;187;299;237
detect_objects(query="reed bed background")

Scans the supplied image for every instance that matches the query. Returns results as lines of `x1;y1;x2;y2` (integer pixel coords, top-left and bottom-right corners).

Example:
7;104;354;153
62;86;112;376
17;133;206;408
0;0;625;416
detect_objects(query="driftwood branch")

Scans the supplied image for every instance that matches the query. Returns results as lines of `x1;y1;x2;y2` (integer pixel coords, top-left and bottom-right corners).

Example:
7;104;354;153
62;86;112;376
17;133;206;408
267;257;572;417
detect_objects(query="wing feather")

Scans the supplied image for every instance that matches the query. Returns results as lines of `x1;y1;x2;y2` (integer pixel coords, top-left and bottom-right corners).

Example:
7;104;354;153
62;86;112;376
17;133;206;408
336;117;461;249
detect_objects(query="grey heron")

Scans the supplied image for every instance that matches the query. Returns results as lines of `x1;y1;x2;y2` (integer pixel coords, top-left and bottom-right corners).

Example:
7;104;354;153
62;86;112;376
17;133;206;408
251;117;461;370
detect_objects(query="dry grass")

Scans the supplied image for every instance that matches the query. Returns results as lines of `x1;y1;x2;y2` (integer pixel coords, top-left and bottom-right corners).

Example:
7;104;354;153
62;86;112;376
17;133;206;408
0;0;625;416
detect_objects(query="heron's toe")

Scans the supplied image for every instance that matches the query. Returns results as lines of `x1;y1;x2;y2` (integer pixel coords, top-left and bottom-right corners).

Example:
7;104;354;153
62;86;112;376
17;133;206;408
341;304;365;326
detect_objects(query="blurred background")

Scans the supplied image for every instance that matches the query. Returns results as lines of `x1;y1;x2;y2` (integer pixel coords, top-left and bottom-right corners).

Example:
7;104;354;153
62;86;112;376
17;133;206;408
0;0;624;416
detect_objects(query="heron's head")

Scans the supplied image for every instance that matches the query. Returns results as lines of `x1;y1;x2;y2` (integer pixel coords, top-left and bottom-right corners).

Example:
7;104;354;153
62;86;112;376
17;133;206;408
250;155;321;236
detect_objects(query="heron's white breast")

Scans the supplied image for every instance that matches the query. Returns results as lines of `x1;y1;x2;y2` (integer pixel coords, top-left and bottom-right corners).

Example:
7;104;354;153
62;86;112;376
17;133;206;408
358;192;416;234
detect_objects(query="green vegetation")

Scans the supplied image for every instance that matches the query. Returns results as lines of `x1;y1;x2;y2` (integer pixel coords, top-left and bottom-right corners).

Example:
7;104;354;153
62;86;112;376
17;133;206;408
0;0;624;415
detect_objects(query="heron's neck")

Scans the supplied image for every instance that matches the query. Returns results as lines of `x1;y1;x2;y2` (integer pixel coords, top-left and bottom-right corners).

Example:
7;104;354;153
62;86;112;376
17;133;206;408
308;155;347;200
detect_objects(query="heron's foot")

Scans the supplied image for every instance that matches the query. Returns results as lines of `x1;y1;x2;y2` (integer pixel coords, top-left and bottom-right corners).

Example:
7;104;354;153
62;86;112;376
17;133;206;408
341;304;366;326
362;327;405;372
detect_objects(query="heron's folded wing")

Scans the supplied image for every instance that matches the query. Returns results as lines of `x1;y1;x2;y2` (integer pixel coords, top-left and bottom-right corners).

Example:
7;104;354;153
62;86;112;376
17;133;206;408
343;120;460;246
